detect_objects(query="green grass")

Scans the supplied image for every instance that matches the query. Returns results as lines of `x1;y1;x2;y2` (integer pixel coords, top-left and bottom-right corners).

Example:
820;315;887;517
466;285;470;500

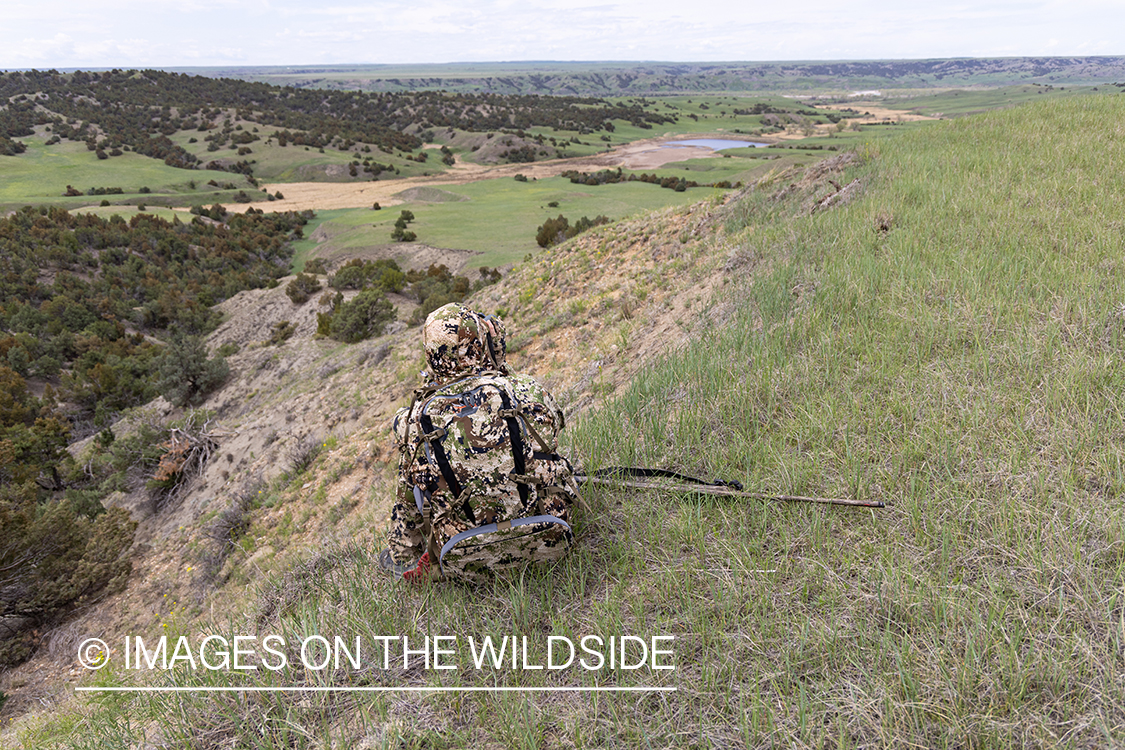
873;83;1105;118
668;147;865;181
0;97;880;223
296;176;733;270
779;119;936;150
570;93;1125;746
0;130;254;211
0;123;434;214
288;208;354;271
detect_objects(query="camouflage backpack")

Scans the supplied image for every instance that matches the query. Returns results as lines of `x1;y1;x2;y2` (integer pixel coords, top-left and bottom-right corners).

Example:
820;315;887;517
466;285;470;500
390;304;579;582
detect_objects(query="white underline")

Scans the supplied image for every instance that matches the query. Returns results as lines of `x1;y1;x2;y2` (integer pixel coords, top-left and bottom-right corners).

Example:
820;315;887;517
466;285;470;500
76;686;676;693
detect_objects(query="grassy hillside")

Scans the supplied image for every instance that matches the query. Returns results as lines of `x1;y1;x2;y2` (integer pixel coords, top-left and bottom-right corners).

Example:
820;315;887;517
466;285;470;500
10;94;1125;748
866;83;1108;118
0;129;256;208
570;93;1125;745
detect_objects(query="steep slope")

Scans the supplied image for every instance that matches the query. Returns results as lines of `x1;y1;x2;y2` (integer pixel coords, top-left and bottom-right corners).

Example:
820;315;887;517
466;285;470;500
0;161;816;733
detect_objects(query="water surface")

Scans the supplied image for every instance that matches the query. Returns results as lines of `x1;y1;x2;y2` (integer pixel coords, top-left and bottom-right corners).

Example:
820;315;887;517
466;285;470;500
662;138;768;150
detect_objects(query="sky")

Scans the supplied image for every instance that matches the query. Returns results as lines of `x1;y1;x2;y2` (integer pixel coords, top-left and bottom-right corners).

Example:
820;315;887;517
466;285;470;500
3;0;1122;69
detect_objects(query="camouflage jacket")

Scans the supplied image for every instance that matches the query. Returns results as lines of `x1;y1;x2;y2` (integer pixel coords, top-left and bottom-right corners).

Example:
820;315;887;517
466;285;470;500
388;303;577;579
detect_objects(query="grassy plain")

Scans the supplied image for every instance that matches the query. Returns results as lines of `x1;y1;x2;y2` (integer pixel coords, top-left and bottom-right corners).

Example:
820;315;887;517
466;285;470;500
785;122;928;150
868;83;1107;118
1;93;863;239
0;130;259;211
292;176;731;271
19;94;1125;749
151;95;834;180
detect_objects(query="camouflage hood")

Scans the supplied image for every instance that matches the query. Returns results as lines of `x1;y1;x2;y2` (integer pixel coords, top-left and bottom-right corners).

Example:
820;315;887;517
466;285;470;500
423;303;508;383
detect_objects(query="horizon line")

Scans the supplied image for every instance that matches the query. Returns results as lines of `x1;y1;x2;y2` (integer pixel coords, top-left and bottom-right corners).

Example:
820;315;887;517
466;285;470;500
4;54;1125;74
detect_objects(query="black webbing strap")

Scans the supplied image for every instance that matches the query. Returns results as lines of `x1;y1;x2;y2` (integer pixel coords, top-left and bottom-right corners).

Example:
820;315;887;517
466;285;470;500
496;389;531;510
499;407;554;454
418;412;476;526
482;317;502;370
587;466;743;492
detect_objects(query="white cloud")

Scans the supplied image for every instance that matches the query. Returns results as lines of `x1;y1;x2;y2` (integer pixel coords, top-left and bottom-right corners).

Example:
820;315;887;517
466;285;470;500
1;0;1122;68
7;34;77;67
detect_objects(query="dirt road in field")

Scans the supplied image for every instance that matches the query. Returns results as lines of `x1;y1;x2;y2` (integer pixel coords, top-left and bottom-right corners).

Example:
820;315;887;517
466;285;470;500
233;136;772;214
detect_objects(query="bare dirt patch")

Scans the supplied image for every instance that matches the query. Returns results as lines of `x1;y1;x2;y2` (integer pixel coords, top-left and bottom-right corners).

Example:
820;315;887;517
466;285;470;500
325;243;481;276
393;186;469;203
829;102;937;123
611;140;723;169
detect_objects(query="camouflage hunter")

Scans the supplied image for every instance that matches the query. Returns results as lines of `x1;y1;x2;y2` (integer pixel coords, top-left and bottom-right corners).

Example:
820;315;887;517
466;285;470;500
387;303;579;582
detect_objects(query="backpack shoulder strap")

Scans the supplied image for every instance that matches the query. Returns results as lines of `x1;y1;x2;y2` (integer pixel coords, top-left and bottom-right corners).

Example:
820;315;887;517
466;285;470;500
417;409;476;525
494;383;531;511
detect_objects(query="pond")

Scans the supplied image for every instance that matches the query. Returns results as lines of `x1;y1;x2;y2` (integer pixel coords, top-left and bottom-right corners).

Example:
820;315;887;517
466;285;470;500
661;138;769;150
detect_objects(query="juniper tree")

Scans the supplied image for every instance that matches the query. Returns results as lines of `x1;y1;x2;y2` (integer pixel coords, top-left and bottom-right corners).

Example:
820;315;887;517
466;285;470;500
154;332;229;407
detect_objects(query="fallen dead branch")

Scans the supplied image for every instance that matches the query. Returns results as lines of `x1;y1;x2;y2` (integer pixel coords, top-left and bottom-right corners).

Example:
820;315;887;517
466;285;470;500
151;416;231;507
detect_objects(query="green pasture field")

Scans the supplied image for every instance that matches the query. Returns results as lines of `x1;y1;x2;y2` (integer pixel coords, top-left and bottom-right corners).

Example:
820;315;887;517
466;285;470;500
287;151;843;273
293;146;860;275
292;175;734;271
870;83;1104;118
0;130;255;211
287;208;353;270
772;119;935;151
614;147;842;185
